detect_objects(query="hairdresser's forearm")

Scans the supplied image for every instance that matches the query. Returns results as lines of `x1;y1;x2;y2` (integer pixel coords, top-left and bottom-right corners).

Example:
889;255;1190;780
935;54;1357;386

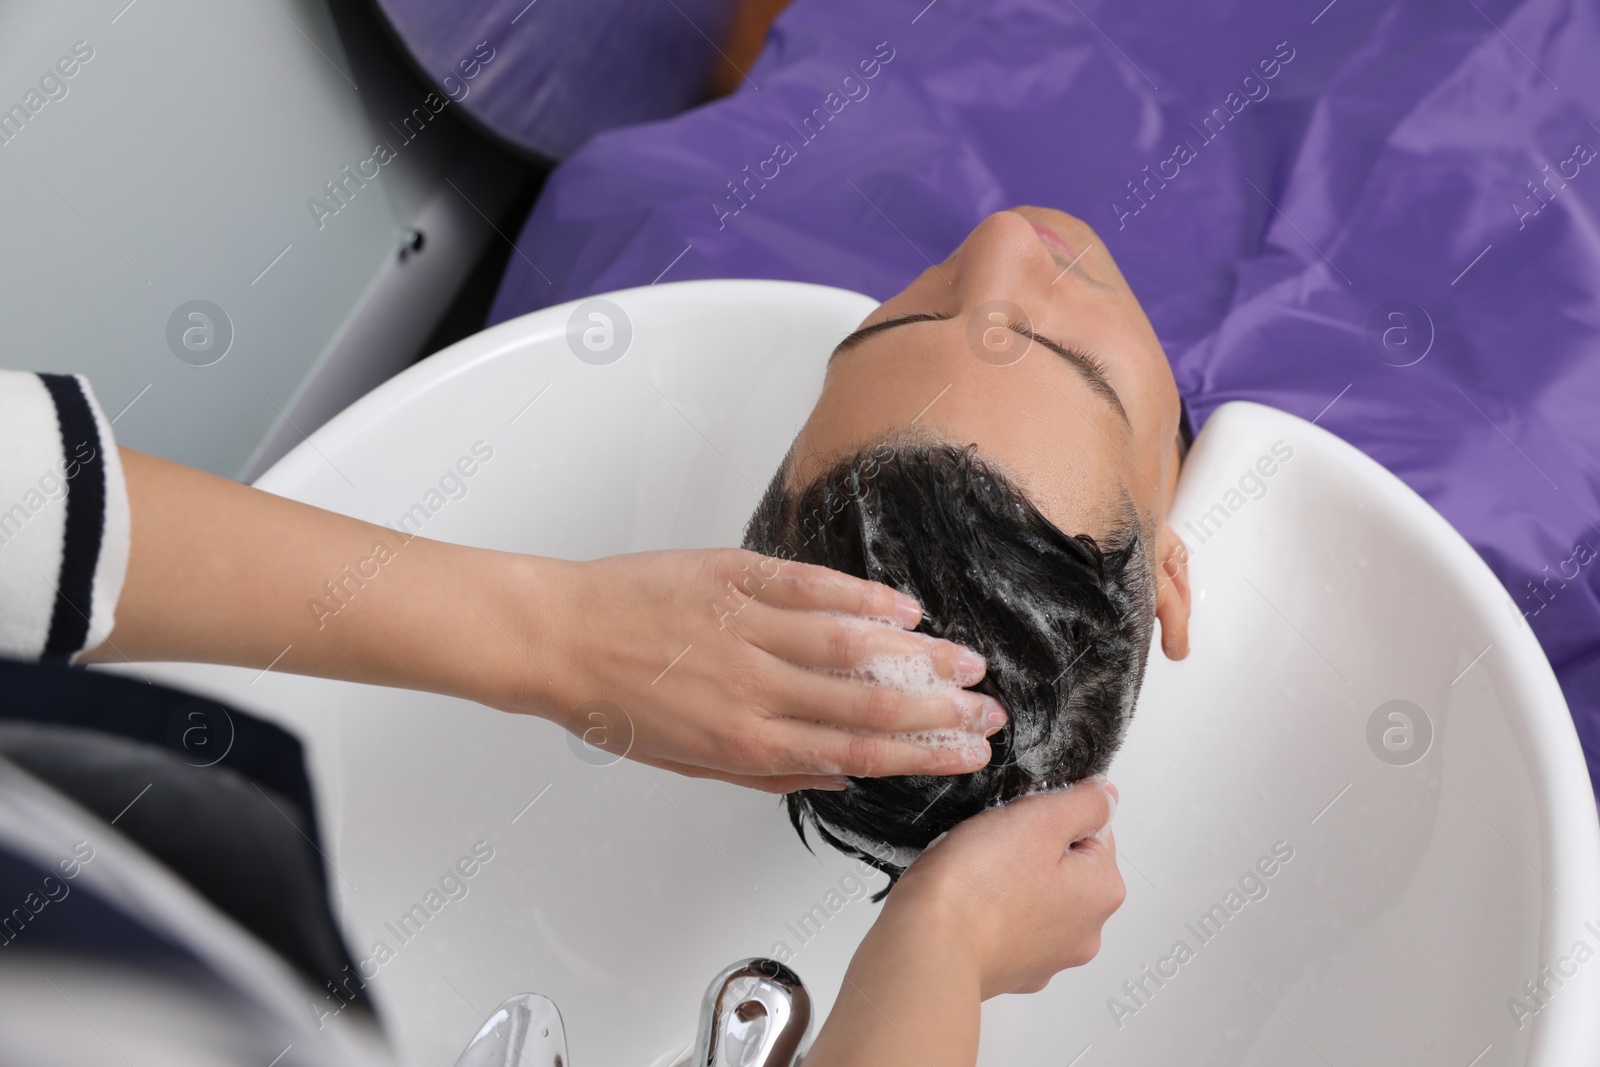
79;448;550;708
806;906;982;1067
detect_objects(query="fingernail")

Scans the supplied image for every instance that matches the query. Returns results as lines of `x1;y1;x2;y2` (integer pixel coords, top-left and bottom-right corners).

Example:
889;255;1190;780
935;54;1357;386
892;594;923;628
954;648;987;684
975;696;1008;734
961;695;1004;732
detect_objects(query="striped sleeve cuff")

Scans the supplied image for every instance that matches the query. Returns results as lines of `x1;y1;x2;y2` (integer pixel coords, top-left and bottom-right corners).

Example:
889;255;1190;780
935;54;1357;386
0;371;130;663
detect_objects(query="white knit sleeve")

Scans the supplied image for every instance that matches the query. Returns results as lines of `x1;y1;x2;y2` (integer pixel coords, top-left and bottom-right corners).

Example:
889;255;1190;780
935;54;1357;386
0;370;130;662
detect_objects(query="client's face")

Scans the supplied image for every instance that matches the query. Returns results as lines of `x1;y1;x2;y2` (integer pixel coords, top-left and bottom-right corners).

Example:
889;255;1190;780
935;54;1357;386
791;207;1191;658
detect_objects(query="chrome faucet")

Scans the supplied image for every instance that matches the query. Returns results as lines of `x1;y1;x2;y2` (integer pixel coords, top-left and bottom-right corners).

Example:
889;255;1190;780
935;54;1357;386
691;958;812;1067
451;958;808;1067
453;993;568;1067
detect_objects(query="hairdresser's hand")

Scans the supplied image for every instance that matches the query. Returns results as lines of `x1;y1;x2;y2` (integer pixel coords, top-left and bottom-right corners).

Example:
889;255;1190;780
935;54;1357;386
504;549;1006;793
891;777;1123;996
85;452;1000;793
804;780;1123;1067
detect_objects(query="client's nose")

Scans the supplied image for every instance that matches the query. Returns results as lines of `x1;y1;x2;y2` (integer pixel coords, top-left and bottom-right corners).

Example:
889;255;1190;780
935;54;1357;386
952;209;1060;300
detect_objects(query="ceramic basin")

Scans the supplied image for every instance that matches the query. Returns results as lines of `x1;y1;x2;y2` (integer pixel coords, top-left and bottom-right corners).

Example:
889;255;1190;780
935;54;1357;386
133;280;1600;1066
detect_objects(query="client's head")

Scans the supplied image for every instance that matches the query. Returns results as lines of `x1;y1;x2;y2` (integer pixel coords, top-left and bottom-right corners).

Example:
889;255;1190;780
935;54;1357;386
742;207;1193;892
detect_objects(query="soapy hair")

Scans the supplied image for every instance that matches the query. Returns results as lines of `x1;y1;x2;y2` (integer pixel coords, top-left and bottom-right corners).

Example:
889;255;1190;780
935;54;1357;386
743;438;1155;898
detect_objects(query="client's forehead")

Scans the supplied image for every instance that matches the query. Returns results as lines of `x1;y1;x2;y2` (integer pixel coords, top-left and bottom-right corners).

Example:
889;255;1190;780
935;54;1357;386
786;430;1132;549
789;316;1137;540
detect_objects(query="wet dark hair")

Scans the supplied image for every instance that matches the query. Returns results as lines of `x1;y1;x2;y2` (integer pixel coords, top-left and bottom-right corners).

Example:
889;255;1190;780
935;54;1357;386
743;438;1155;898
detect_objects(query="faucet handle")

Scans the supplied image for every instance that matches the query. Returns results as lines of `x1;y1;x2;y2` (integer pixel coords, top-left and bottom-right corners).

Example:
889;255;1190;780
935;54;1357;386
453;993;569;1067
692;958;812;1067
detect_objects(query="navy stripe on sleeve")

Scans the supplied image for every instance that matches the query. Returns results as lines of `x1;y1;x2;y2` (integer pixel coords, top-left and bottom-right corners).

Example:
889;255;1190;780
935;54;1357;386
38;373;107;662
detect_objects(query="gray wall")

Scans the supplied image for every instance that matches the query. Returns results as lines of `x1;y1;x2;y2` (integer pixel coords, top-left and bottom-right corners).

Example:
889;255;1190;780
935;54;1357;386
0;0;520;478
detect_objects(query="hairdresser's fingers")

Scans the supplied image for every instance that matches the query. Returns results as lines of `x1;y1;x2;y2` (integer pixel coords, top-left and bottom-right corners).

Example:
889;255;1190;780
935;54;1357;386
1072;826;1115;859
757;656;1007;735
639;755;849;795
1053;780;1116;847
1065;825;1125;929
737;602;987;685
762;718;993;778
736;556;925;627
996;781;1116;852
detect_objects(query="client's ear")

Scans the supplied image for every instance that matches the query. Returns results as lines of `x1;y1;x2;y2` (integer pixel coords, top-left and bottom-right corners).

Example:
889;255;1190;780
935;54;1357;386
1154;524;1191;660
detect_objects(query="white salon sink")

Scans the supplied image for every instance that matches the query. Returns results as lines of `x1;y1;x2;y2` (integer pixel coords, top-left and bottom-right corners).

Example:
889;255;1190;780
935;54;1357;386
133;280;1600;1066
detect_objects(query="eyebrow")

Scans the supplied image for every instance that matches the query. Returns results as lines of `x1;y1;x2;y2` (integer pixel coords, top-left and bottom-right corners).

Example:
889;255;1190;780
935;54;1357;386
831;311;1132;428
